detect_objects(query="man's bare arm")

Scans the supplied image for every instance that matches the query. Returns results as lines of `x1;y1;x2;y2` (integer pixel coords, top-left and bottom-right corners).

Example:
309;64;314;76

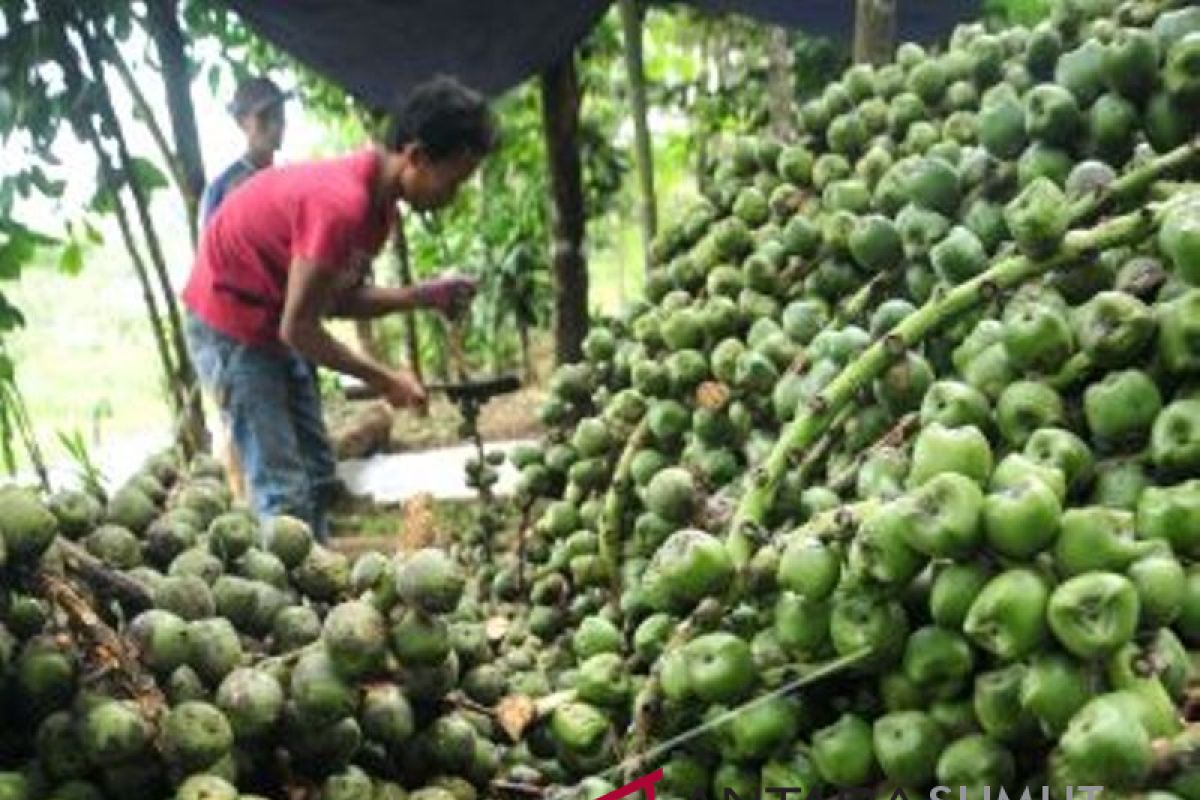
329;284;424;319
281;258;426;407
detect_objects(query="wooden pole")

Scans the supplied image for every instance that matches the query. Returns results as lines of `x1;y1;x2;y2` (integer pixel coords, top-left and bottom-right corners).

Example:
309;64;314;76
854;0;897;65
618;0;658;272
539;55;589;366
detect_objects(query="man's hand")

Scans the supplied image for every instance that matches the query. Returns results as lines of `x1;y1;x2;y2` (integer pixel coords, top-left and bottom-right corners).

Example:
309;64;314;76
379;368;428;411
417;273;478;317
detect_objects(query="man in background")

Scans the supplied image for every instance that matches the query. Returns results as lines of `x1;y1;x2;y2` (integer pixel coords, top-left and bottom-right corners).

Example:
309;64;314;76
199;76;291;229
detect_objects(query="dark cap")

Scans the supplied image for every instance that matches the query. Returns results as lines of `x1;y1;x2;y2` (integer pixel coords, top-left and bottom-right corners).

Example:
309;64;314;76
227;77;293;118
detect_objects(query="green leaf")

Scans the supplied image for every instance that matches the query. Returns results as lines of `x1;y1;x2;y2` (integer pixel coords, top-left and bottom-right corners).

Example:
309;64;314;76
127;156;169;193
113;11;133;42
0;403;16;476
0;87;13;133
0;293;25;333
58;240;83;275
82;219;104;245
28;230;58;248
28;167;65;199
0;237;35;280
57;430;82;460
0;181;12;219
90;183;117;214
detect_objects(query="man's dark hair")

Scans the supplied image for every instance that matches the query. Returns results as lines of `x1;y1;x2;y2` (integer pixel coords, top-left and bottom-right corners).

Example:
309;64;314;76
385;75;498;160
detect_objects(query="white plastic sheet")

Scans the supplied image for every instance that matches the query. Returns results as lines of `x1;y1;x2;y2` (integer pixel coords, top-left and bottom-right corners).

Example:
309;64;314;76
335;439;533;503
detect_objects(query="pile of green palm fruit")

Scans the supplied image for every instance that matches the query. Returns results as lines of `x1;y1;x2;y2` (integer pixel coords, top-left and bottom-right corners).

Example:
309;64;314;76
0;452;523;800
503;0;1200;798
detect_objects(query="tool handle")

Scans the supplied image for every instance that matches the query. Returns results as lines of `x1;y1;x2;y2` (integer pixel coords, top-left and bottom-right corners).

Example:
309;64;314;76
342;382;459;400
344;384;383;400
344;382;441;401
342;374;521;402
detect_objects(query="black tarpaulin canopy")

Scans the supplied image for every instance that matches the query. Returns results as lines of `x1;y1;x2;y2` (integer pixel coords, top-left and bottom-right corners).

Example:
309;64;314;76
222;0;980;108
682;0;978;41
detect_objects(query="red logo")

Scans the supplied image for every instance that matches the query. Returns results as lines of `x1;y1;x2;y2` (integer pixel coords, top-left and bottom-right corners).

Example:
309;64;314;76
592;769;665;800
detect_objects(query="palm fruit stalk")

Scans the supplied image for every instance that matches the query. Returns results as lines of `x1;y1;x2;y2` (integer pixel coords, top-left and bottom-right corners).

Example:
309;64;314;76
598;420;649;590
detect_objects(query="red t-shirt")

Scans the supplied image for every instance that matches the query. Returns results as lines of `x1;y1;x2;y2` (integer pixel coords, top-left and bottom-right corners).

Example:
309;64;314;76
183;148;396;347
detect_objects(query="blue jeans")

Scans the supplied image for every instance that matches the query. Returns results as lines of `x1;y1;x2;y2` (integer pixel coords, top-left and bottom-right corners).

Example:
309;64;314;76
185;313;338;542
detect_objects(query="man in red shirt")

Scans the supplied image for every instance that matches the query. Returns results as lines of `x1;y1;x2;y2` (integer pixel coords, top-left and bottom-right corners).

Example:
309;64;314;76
183;75;496;541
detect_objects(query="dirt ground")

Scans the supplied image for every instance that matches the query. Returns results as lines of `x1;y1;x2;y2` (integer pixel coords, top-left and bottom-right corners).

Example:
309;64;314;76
387;384;547;451
327;493;479;554
324;336;552;455
323;336;552;543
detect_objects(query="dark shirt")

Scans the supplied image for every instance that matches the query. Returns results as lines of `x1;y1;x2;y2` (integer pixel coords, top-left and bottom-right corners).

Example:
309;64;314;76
198;156;260;230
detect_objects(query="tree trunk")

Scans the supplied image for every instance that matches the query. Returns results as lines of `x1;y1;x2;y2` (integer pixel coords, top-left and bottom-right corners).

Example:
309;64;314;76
146;0;206;245
49;6;183;434
766;26;796;140
539;56;588;366
431;319;452;382
854;0;897;65
77;20;207;452
330;401;393;460
618;0;657;273
105;111;206;452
